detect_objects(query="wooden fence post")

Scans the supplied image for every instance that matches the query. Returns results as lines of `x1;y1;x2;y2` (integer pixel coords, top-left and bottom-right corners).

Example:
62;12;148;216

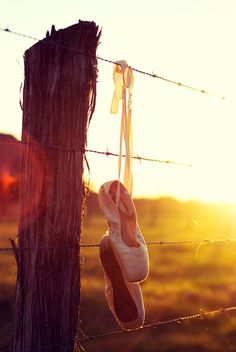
12;21;101;352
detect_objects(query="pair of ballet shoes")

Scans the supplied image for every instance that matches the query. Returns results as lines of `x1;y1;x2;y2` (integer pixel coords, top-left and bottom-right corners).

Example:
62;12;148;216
98;180;149;330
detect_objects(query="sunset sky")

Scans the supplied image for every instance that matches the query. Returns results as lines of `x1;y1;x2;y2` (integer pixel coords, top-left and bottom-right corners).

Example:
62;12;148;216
1;0;236;204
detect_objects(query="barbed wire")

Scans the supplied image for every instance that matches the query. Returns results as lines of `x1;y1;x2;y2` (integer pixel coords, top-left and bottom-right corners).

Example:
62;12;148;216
0;27;226;100
1;237;236;253
25;305;236;350
77;306;236;342
86;148;192;167
0;139;192;167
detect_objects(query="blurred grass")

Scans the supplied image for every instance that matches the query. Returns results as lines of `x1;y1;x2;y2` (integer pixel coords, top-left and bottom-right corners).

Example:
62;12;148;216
1;199;236;351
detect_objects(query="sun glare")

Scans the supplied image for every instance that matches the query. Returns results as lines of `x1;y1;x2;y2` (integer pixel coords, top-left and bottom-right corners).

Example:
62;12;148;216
1;170;18;191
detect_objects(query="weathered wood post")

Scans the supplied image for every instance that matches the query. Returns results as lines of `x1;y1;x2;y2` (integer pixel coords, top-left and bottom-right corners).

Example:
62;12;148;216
12;21;101;352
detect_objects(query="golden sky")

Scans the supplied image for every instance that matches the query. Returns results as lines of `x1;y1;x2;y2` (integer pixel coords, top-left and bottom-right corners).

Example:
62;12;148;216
1;0;236;203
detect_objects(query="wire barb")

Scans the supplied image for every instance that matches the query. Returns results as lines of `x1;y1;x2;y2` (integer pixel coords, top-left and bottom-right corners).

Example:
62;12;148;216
0;27;226;99
0;27;38;41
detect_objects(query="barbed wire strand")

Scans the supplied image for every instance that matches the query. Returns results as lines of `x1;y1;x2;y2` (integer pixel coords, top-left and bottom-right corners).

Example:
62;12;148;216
86;149;192;167
77;306;236;342
1;237;236;252
0;27;226;100
0;139;192;167
26;305;236;351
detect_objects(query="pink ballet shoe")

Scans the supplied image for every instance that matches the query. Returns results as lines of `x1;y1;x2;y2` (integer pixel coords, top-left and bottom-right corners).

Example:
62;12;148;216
98;180;149;283
99;234;145;331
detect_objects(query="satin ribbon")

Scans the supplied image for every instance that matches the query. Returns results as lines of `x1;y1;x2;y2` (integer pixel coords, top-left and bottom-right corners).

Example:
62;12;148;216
111;60;134;203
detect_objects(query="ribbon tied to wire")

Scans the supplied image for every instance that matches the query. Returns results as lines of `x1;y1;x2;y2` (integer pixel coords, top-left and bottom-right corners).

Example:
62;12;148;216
111;60;134;203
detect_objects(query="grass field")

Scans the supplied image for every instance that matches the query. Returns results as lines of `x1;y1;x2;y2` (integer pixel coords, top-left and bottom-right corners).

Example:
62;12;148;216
1;198;236;351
